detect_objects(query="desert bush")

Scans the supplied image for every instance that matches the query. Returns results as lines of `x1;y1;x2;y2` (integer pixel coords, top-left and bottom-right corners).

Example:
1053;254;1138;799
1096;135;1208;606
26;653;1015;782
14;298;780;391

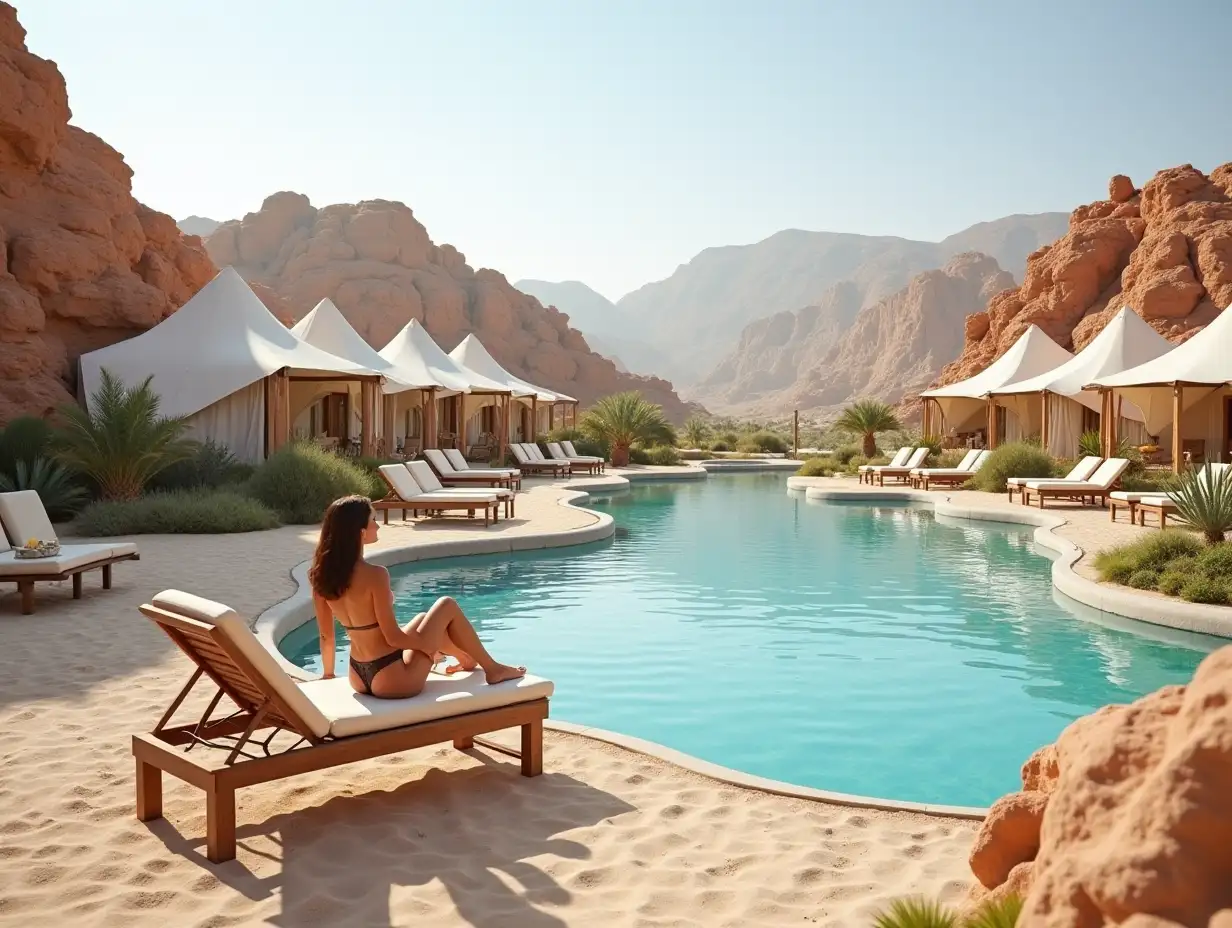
1179;575;1230;604
742;431;788;454
870;892;1022;928
935;449;967;469
78;489;280;535
0;415;53;477
646;445;683;466
708;440;730;452
1095;531;1218;599
247;442;380;523
680;415;710;449
1157;560;1197;596
717;431;739;447
627;447;651;465
0;457;89;521
795;458;833;477
150;439;253;492
970;442;1055;493
1128;568;1161;590
833;444;865;465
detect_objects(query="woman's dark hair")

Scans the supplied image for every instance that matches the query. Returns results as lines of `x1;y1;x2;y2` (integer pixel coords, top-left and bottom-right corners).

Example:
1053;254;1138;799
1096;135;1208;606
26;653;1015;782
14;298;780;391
309;495;372;600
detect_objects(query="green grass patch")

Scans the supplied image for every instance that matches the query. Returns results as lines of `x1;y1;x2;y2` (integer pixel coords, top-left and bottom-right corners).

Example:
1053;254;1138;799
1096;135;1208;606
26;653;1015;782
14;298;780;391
78;490;280;535
970;442;1055;493
795;458;834;477
1093;532;1232;604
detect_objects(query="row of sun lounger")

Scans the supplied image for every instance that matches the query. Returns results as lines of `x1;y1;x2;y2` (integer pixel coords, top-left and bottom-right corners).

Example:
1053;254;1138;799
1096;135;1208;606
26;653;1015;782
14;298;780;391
857;446;990;489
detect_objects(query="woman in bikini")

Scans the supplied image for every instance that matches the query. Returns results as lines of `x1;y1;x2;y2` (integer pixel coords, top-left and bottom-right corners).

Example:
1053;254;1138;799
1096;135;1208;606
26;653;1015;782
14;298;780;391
310;495;526;698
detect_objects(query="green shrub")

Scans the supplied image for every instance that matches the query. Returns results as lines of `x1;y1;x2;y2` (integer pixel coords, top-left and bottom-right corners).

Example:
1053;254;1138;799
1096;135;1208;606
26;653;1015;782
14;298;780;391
796;458;833;477
833;444;864;465
545;427;609;459
646;445;683;466
150;439;252;491
1121;474;1169;493
708;440;730;452
627;447;651;465
871;893;1022;928
77;490;280;535
1180;576;1230;605
734;438;760;454
846;454;870;472
1128;569;1161;590
935;449;967;469
1157;561;1197;596
1095;531;1203;586
718;431;739;448
0;457;89;522
744;431;788;454
1195;542;1232;576
0;415;52;476
971;442;1055;493
247;442;380;523
680;415;710;449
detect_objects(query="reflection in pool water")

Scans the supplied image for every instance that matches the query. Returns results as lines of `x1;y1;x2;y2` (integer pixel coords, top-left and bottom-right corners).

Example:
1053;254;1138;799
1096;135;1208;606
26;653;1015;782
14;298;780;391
281;474;1219;806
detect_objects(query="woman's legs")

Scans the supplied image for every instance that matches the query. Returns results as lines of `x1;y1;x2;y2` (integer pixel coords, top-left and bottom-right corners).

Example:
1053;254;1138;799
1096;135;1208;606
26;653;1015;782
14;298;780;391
406;597;525;684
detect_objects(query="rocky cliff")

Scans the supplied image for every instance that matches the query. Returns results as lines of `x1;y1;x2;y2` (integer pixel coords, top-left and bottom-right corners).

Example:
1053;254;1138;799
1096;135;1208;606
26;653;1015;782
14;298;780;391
205;193;695;420
696;253;1013;416
967;645;1231;927
0;2;214;423
929;165;1232;396
617;213;1068;385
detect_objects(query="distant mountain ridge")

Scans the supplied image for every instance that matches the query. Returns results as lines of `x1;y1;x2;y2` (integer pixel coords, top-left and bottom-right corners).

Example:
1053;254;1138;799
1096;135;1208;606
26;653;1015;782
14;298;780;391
177;216;222;238
615;212;1069;385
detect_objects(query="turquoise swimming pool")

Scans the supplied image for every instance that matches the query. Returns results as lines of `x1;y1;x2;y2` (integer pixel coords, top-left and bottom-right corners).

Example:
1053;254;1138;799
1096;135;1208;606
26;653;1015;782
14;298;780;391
281;473;1220;807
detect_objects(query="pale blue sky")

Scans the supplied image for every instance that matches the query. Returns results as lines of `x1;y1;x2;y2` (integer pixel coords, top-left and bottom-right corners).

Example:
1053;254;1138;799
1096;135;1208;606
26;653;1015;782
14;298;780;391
19;0;1232;300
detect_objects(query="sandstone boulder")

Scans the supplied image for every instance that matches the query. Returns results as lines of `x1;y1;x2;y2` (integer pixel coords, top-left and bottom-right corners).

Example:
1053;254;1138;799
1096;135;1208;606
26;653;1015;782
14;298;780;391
965;645;1232;927
0;2;213;423
930;164;1232;399
205;196;695;420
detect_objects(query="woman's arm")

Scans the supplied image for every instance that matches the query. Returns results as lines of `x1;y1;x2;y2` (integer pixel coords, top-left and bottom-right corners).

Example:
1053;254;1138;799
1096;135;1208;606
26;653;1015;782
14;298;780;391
371;567;427;652
313;593;336;679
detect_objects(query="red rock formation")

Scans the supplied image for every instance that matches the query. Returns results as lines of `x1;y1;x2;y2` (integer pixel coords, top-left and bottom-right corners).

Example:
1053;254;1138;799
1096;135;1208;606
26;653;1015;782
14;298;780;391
205;194;695;420
931;165;1232;394
0;3;214;423
967;645;1232;927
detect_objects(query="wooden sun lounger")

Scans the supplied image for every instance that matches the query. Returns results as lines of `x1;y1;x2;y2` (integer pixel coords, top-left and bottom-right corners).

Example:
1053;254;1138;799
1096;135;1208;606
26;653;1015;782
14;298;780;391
376;468;502;526
1134;496;1177;527
406;462;514;519
871;449;929;487
0;490;140;614
547;443;603;475
1007;457;1102;503
442;449;523;491
133;591;552;862
511;444;570;476
562;441;605;473
1020;459;1129;509
858;447;910;485
424;449;519;491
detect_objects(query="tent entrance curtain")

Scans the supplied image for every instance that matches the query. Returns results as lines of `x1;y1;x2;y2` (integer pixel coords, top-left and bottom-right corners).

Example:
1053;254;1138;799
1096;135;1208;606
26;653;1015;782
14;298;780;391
1044;396;1085;459
185;382;265;465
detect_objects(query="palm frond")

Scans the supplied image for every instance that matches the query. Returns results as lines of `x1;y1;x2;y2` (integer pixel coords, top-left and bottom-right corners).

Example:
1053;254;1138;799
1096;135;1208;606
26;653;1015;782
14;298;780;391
871;897;958;928
964;893;1023;928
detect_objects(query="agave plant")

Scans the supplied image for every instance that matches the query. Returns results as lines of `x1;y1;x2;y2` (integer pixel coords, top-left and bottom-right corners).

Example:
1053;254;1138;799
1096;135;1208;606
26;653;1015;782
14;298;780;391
837;400;902;458
965;895;1024;928
579;391;673;467
0;457;89;521
1168;465;1232;544
681;415;710;450
52;369;196;501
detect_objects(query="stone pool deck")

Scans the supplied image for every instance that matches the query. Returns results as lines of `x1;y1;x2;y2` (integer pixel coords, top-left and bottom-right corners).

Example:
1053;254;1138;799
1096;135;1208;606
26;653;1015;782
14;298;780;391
0;466;981;927
788;475;1232;640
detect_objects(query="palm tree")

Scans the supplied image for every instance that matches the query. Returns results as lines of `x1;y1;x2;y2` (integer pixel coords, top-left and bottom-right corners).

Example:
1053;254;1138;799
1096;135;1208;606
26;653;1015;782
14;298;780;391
681;415;710;449
836;399;902;458
53;369;196;500
580;391;673;467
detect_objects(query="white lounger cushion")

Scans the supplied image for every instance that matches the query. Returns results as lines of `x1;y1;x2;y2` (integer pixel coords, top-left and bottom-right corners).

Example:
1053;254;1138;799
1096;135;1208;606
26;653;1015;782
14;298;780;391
300;671;554;739
1008;456;1102;487
1109;491;1174;503
423;448;459;473
438;450;519;478
406;462;510;499
859;447;911;472
548;442;600;463
151;590;553;742
912;449;980;475
562;441;599;461
0;490;138;560
1024;458;1128;491
870;448;929;472
380;465;498;503
0;544;125;576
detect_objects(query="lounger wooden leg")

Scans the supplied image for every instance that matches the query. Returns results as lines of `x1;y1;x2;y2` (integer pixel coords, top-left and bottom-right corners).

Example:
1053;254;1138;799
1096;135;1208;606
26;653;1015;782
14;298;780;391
1160;512;1167;529
72;572;83;599
18;580;33;615
102;564;113;590
135;758;163;821
453;736;474;750
206;782;237;863
521;718;543;777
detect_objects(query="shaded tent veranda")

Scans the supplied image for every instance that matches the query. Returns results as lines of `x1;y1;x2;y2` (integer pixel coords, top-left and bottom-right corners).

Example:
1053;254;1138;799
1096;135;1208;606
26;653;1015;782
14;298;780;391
449;334;579;440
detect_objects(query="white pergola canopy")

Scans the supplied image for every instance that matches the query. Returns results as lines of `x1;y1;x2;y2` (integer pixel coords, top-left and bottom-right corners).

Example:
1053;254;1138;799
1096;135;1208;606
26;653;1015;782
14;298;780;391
921;325;1073;432
1086;304;1232;435
448;334;575;404
291;298;418;393
377;320;510;398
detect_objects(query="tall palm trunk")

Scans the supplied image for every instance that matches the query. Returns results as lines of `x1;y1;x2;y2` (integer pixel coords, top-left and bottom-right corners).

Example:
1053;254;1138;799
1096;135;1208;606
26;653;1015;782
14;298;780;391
862;433;876;457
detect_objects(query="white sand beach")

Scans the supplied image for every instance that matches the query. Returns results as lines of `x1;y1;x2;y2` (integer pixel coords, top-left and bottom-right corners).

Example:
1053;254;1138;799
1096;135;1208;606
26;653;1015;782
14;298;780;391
0;481;977;928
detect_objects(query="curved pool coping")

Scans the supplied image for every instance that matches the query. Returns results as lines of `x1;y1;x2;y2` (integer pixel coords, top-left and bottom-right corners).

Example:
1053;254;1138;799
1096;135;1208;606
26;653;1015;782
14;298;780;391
787;479;1232;640
250;465;991;822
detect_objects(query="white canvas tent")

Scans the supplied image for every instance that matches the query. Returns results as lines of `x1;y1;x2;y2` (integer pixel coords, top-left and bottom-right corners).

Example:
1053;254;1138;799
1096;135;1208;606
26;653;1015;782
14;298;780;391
449;334;579;440
378;320;511;453
920;325;1073;441
78;268;380;463
1086;305;1232;468
291;299;419;393
991;308;1173;457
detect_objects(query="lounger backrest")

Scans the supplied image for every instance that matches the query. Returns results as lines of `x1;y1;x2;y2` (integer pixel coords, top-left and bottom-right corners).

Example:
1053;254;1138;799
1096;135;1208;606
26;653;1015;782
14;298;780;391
528;444;547;461
149;590;331;739
378;464;423;500
903;447;929;468
953;449;980;471
970;450;992;471
423;448;456;475
0;490;57;546
887;447;912;468
562;440;581;457
547;442;569;461
510;444;531;464
443;448;470;471
406;460;446;493
1066;456;1102;481
1089;458;1130;488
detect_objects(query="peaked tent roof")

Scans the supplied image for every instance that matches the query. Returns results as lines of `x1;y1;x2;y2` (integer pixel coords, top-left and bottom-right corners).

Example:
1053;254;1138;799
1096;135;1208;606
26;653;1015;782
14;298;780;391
1085;304;1232;434
448;334;576;403
291;298;418;393
993;307;1174;416
377;320;511;396
79;267;379;420
921;325;1073;431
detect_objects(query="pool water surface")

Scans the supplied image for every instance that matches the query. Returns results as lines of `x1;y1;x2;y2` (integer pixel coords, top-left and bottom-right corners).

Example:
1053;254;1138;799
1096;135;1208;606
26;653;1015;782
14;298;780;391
282;473;1219;807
